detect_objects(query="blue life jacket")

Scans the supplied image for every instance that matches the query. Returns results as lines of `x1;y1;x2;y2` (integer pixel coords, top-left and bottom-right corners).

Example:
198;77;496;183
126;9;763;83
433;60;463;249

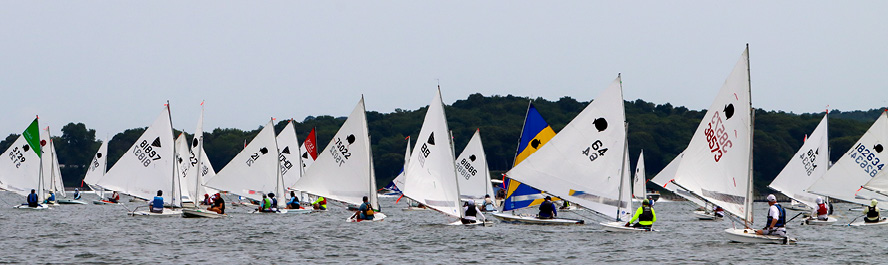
27;193;38;204
288;197;299;206
766;203;786;227
152;196;164;209
73;191;81;200
271;198;278;209
48;193;55;201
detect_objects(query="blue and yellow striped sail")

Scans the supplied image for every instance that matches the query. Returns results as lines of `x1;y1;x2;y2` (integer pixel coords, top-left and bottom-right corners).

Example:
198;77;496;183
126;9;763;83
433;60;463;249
503;103;558;211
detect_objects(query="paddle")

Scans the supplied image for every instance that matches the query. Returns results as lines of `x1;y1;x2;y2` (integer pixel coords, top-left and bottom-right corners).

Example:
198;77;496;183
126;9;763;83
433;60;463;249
847;215;865;226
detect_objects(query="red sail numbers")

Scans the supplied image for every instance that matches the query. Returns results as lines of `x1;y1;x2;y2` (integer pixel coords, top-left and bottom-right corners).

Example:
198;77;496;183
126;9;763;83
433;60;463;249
705;111;733;162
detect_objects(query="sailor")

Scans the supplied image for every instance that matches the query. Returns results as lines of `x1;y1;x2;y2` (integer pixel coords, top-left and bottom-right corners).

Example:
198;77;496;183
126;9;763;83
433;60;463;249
538;196;557;219
714;206;726;218
864;199;881;223
461;200;486;224
815;197;830;221
202;194;212;205
496;188;506;201
312;196;327;210
755;194;786;236
208;193;225;214
108;191;120;203
73;188;81;200
149;190;164;213
258;194;272;212
626;199;656;229
268;193;278;212
287;191;301;209
559;200;571;210
647;196;656;207
44;191;56;204
482;194;495;211
357;196;375;220
26;189;39;207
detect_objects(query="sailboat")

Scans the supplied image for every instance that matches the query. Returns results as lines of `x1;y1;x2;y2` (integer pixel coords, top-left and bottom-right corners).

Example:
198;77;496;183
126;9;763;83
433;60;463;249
294;98;386;222
494;101;582;224
205;118;296;214
39;126;67;205
649;153;719;220
98;104;183;216
82;140;116;205
400;88;481;225
455;129;496;212
5;117;50;210
299;127;318;173
768;113;836;225
810;111;888;226
182;103;227;218
632;151;646;202
278;120;304;192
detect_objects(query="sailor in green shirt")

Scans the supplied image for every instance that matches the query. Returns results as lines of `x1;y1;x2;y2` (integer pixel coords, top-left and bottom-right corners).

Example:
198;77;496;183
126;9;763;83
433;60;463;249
625;199;656;229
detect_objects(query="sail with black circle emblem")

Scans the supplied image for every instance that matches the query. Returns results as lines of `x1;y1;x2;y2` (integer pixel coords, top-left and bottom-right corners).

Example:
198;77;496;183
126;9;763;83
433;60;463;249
812;112;888;205
455;129;494;202
205;119;280;204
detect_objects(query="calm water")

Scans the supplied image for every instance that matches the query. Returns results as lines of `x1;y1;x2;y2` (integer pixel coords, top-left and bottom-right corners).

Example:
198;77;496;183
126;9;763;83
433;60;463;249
0;192;881;264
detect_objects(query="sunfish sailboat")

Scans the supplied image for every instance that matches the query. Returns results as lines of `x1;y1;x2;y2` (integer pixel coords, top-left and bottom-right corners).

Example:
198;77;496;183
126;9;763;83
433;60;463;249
82;140;117;205
632;151;646;202
768;113;836;225
4;117;50;210
182;103;227;218
294;98;385;222
650;153;719;220
38;126;67;205
455;129;496;212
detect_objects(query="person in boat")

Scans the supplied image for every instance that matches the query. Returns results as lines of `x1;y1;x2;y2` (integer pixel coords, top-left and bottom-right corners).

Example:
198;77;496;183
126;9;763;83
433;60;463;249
44;191;56;204
559;200;571;210
258;194;273;212
647;196;656;207
208;193;225;214
755;194;786;237
149;190;164;213
482;194;495;211
496;188;506;201
312;196;327;210
202;194;212;206
814;197;830;221
538;196;557;219
287;191;301;209
357;196;375;220
73;188;81;200
268;193;279;212
461;200;486;224
626;199;656;229
25;189;39;208
864;199;881;223
714;206;726;218
108;191;120;203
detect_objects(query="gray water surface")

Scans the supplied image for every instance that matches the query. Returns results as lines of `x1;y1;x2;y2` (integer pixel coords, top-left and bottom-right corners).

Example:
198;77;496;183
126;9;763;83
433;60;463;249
0;192;880;264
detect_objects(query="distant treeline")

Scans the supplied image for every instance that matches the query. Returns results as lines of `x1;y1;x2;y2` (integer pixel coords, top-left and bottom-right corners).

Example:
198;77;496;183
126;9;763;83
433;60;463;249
1;94;884;196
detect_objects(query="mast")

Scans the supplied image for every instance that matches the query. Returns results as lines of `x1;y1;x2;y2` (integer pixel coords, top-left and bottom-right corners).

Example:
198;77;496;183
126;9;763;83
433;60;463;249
511;100;533;167
272;117;284;209
745;44;754;227
38;117;44;205
193;103;204;209
167;100;178;207
617;121;629;221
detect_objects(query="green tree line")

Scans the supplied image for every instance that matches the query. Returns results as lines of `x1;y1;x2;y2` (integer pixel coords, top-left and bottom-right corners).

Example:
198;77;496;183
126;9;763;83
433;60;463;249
1;94;883;196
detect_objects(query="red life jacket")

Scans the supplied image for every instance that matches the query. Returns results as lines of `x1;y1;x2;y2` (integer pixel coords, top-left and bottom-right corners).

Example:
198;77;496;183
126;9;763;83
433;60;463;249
817;203;828;215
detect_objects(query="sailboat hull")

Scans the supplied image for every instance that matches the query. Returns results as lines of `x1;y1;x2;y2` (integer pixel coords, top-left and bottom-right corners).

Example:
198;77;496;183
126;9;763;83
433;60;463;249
848;218;888;226
13;204;49;210
182;208;227;218
129;209;183;217
491;212;584;225
723;228;796;244
693;210;722;221
600;221;655;232
447;219;493;226
57;199;87;205
804;216;837;225
347;212;387;222
92;200;120;205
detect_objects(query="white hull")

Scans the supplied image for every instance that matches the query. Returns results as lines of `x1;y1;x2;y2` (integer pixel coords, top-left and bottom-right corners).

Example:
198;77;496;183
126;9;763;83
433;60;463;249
848;218;888;226
57;199;87;205
346;212;388;222
92;200;120;205
693;210;723;221
804;216;837;225
129;209;183;217
558;205;578;212
491;212;584;225
784;205;813;212
600;221;655;232
13;204;49;210
402;206;429;211
447;219;494;226
281;209;312;214
181;209;227;218
723;228;796;244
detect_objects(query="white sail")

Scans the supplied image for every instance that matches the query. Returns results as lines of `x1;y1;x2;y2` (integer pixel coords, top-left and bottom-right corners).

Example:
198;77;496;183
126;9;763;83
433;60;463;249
672;48;753;221
295;98;378;209
174;134;193;205
82;139;109;192
184;105;217;200
391;137;411;191
620;137;632;217
505;75;628;220
810;112;888;205
768;114;830;208
402;89;462;218
278;121;302;191
99;106;177;203
456;129;494;201
633;150;646;199
205;119;280;203
0;133;42;196
650;152;708;207
40;127;65;197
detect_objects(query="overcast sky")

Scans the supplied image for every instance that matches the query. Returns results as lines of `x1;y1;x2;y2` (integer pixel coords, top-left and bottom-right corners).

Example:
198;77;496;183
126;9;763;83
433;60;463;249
2;1;886;137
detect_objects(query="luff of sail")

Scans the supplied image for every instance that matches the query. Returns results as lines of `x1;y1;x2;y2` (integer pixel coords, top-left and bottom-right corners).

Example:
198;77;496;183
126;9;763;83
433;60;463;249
768;113;829;209
633;151;646;199
401;88;462;218
294;98;378;210
810;111;888;205
505;75;628;220
671;48;753;222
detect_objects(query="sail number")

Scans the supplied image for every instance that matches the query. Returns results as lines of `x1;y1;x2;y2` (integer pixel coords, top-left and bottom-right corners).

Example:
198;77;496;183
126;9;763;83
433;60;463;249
581;140;608;162
133;140;162;167
799;149;819;176
330;137;352;167
279;153;294;174
457;158;478;180
7;147;26;168
705;111;733;162
850;143;885;177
